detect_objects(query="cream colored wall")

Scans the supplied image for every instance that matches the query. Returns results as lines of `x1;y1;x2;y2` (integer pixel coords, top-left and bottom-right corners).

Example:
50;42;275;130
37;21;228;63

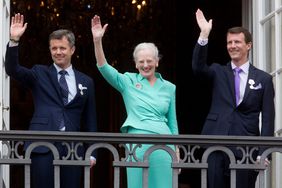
252;0;282;188
0;0;10;187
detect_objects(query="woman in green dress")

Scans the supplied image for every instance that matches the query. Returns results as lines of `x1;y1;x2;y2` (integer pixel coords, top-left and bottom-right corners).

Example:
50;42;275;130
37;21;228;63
91;15;179;188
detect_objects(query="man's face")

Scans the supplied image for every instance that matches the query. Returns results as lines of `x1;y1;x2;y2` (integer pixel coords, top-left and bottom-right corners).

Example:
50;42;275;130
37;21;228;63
227;32;251;64
49;36;75;69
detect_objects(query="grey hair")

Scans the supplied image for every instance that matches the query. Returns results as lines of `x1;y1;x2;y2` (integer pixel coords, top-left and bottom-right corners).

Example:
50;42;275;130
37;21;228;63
133;42;160;62
49;29;75;47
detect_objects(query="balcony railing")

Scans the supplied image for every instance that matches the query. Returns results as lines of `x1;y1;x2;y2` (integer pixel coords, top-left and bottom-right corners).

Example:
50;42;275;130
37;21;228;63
0;130;281;188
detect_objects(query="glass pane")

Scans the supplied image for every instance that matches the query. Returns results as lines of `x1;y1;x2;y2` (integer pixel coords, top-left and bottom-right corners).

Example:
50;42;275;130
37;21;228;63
279;13;282;69
263;17;276;73
263;0;275;16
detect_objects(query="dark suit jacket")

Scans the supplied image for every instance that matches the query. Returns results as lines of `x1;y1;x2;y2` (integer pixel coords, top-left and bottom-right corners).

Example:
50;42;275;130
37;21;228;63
5;45;97;155
192;43;275;156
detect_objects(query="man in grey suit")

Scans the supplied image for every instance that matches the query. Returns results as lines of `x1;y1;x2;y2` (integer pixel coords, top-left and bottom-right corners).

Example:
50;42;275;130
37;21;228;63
192;9;275;188
5;13;97;188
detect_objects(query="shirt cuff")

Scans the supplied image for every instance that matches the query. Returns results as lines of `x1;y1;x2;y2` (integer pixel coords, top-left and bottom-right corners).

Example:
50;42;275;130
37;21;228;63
9;40;19;47
256;155;268;161
197;38;208;46
59;126;66;131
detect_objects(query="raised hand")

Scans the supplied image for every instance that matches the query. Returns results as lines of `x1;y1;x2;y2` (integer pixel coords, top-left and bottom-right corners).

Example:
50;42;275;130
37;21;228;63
10;13;28;41
91;15;108;42
195;9;212;39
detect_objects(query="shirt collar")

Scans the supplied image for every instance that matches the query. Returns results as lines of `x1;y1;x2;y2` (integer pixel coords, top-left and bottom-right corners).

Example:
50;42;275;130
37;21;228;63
137;72;164;82
231;61;250;74
54;63;74;76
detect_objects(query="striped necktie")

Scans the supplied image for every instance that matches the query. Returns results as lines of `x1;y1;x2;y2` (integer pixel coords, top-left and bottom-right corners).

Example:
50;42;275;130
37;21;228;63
59;70;69;105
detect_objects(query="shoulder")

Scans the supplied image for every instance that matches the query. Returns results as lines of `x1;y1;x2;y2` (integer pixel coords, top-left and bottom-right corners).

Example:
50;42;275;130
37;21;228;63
251;65;273;79
124;72;139;81
163;80;176;90
74;69;94;82
162;78;175;86
158;73;176;90
124;72;137;77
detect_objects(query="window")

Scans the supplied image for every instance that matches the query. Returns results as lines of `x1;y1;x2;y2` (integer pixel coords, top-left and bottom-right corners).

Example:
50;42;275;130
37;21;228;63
253;0;282;187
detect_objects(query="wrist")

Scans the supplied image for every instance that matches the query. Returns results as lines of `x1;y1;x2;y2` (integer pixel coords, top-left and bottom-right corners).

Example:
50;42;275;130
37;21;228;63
10;38;20;43
199;31;209;39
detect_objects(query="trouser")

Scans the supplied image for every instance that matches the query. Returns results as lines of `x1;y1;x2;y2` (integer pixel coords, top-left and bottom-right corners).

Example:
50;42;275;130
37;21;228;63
31;150;82;188
207;151;258;188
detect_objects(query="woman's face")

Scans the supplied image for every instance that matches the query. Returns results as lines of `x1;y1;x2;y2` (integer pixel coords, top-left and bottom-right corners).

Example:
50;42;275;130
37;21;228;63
135;48;158;79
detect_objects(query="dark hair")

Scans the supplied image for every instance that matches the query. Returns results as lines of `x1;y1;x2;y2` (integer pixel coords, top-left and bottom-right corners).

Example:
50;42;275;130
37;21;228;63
227;27;252;44
49;29;75;47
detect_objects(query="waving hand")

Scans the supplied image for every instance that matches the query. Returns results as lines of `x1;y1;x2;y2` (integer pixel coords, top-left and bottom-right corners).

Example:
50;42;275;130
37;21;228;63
10;13;28;41
195;9;212;39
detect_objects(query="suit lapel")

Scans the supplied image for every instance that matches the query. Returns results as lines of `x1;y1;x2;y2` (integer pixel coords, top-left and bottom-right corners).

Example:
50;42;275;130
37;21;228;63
49;65;62;99
68;69;83;104
226;63;237;105
242;64;256;102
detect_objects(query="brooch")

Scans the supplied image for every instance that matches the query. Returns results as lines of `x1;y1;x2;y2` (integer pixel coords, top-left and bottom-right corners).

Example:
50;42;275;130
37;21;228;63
78;83;87;95
135;83;142;89
248;79;262;90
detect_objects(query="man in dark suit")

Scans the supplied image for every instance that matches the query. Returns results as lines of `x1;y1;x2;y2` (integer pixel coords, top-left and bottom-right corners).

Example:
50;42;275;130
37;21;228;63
5;13;97;188
192;9;275;188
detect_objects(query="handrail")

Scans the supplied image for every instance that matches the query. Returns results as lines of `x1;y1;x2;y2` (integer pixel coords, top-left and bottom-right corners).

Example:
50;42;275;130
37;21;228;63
0;130;280;188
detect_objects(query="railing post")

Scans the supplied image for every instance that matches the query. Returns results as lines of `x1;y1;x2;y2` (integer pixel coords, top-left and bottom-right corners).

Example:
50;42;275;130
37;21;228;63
24;164;31;188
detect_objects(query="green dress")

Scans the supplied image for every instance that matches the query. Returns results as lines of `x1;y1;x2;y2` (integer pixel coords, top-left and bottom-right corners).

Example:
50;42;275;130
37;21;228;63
97;63;178;188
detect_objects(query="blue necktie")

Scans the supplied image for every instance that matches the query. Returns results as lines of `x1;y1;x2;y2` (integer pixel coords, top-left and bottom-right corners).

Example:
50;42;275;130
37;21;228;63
59;70;69;105
58;70;68;130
